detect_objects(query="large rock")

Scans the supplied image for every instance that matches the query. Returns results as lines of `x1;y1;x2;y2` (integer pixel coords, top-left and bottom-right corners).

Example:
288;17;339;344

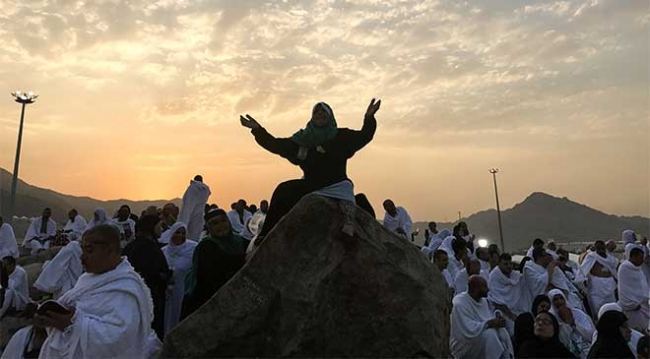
163;195;451;358
16;246;61;267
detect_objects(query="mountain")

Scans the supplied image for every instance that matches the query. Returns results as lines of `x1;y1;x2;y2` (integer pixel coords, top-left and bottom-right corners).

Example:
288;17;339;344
412;192;649;252
0;167;181;226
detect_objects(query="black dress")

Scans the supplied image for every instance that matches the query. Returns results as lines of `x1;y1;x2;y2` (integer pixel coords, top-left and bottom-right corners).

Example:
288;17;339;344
251;115;376;237
123;235;171;340
186;239;247;315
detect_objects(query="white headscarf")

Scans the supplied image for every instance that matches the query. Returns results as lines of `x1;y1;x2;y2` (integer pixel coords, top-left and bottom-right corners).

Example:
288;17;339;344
622;229;636;244
159;222;187;245
86;208;111;231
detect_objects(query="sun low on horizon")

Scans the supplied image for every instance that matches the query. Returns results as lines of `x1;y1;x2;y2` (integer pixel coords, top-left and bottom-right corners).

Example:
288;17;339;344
0;0;647;222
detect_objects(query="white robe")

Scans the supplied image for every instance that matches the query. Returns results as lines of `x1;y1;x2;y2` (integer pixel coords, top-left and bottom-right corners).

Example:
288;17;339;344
617;259;650;332
161;239;197;335
453;269;470;296
8;266;29;311
441;268;454;290
177;180;211;241
227;210;253;240
2;326;35;359
39;259;154;359
23;217;57;255
548;289;595;359
33;241;83;299
550;267;586;313
447;254;464;283
576;252;617;317
382;206;412;238
114;218;136;248
0;222;19;259
488;267;523;336
450;292;513;359
522;261;549;311
63;215;87;242
85;208;113;232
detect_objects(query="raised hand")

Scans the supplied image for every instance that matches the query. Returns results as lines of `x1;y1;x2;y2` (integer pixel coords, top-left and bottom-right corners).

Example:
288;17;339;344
240;114;261;130
365;98;381;118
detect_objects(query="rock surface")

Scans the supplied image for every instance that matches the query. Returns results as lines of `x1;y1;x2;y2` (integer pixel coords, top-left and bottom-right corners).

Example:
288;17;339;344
163;195;451;358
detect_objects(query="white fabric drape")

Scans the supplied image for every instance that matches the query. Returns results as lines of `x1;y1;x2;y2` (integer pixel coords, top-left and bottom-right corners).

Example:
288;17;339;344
617;258;650;332
63;215;87;242
34;241;83;299
177;180;211;241
0;222;19;259
382;206;412;237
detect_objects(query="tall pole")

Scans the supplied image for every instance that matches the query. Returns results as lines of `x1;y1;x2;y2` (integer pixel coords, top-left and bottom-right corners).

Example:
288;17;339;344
489;168;505;252
8;91;38;223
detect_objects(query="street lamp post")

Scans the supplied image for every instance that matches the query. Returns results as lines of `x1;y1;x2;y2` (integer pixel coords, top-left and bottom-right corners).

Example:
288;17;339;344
8;91;38;223
489;168;505;252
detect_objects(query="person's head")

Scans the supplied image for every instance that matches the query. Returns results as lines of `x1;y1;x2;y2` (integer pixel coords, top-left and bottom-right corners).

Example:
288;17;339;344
119;204;131;215
475;247;490;262
433;250;449;270
136;214;160;239
451;238;467;259
594;240;607;257
467;258;481;276
597;302;623;320
230;202;237;210
236;199;247;213
532;294;551;315
497;253;513;276
428;222;437;232
629;247;645;266
622;229;636;244
556;248;569;266
1;256;16;275
532;238;544;249
597;310;631;344
468;275;488;300
205;209;232;238
169;223;187;246
144;206;158;216
117;206;130;221
637;335;649;359
519;256;532;273
93;208;107;222
311;102;334;127
194;174;203;182
162;203;176;217
382;200;397;216
204;204;211;215
547;241;557;251
81;225;122;274
248;204;258;213
549;289;567;310
260;200;269;213
605;240;617;253
488;244;500;268
532;247;550;266
42;207;52;219
534;311;558;341
68;209;78;221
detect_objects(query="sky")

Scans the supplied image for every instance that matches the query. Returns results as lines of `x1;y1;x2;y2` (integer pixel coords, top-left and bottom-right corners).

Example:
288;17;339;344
0;0;648;222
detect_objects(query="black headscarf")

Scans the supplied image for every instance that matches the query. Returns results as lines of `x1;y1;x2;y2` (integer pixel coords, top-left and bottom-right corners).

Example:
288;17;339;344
588;311;634;359
518;311;576;358
514;295;552;356
532;294;551;315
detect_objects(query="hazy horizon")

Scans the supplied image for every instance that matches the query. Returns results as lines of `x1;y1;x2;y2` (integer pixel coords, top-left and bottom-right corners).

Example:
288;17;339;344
0;1;648;222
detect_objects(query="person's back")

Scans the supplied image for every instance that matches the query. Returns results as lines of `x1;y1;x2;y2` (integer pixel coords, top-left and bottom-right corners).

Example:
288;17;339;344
0;219;19;259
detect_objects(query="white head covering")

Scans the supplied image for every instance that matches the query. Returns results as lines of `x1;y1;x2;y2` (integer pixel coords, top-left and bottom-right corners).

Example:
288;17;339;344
622;229;636;244
159;222;187;245
86;208;111;231
597;302;623;320
548;289;567;306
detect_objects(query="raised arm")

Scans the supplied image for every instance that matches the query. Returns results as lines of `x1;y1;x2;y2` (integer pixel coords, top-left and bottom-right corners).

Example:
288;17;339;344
240;114;297;162
342;99;380;155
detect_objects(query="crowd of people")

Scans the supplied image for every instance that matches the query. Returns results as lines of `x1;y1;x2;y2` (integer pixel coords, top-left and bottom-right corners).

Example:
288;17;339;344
418;222;650;359
0;98;646;359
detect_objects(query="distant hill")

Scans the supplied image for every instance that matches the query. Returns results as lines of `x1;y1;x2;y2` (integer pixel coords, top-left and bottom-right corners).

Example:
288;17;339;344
412;192;649;252
0;168;181;230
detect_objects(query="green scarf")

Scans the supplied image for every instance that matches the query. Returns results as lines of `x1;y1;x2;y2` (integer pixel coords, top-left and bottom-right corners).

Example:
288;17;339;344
290;102;338;148
184;232;244;297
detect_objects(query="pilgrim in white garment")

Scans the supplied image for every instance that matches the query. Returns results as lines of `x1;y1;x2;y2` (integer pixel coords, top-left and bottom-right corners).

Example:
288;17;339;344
36;225;155;359
0;219;19;259
33;241;83;300
525;238;545;259
84;208;112;232
114;206;136;248
550;266;587;313
575;241;617;318
450;276;513;359
382;200;412;238
227;201;253;240
63;210;87;242
548;289;595;359
160;222;197;335
521;249;554;311
433;250;454;291
2;326;48;359
445;238;469;282
421;228;451;258
488;254;524;336
177;176;211;241
24;209;57;255
0;257;30;317
617;246;650;332
591;303;645;355
453;258;482;297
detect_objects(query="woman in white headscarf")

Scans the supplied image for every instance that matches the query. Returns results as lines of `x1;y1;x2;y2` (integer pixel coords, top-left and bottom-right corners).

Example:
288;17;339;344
85;208;112;232
160;222;197;334
548;288;595;359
